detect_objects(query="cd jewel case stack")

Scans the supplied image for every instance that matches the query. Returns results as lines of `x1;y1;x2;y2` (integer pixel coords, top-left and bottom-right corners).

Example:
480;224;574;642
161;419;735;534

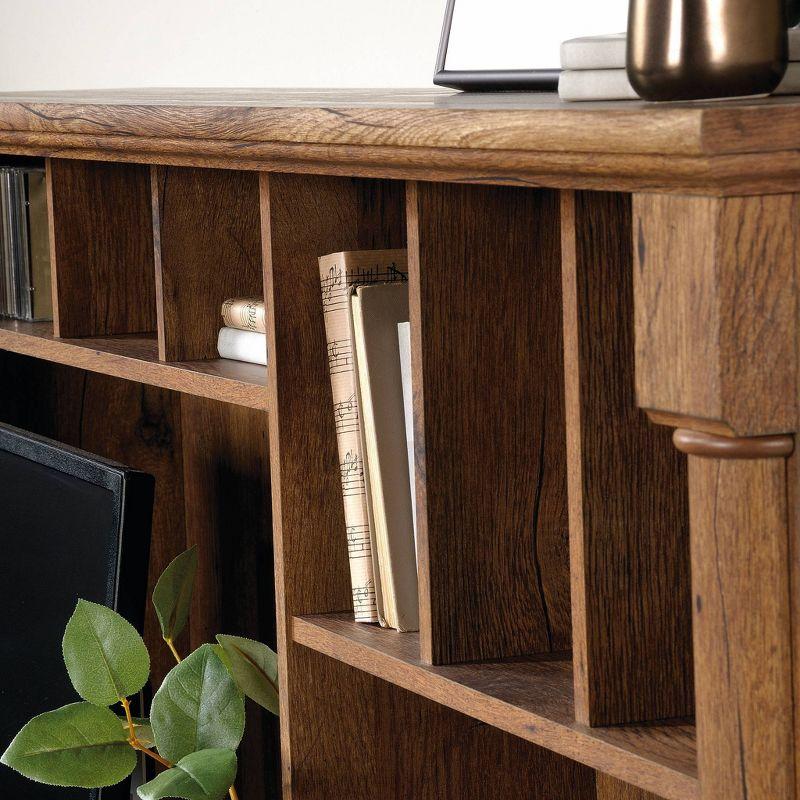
0;165;52;321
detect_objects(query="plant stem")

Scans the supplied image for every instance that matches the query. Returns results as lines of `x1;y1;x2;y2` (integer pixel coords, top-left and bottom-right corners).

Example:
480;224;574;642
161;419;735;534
228;786;239;800
165;637;182;664
136;744;173;769
120;697;173;769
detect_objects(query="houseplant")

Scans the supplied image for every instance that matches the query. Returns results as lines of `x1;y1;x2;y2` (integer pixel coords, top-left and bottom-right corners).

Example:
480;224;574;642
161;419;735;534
1;547;278;800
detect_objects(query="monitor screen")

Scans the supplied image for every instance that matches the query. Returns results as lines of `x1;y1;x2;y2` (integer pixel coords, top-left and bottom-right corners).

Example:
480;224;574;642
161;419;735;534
0;425;153;799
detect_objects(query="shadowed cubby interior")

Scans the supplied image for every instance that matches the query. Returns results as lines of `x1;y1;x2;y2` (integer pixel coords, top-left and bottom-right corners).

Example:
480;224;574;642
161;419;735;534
0;351;280;799
561;190;693;728
152;165;263;362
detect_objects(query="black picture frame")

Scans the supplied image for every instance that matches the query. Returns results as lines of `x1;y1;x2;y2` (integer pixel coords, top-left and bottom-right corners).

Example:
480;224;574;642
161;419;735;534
433;0;561;91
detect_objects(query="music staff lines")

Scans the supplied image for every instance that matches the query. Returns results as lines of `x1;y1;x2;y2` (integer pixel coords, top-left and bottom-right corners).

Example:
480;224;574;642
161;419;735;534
340;451;365;496
327;339;353;375
321;263;408;313
334;393;359;435
346;525;372;559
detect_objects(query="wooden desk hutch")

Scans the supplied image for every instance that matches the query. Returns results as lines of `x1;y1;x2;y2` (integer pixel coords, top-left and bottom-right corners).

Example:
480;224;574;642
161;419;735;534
0;89;796;800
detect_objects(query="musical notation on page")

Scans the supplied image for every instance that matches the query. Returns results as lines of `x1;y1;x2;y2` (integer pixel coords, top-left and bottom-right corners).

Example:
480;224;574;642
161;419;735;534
352;580;376;616
321;261;408;314
327;339;353;375
340;451;365;496
334;393;359;435
346;524;372;559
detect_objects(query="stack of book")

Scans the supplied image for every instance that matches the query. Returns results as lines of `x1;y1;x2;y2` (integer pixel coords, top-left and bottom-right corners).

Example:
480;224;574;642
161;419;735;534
217;297;268;365
319;249;419;632
559;30;800;101
0;164;52;321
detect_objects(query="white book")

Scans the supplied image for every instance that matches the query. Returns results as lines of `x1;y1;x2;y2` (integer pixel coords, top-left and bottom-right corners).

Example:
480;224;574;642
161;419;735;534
216;326;267;365
561;29;800;71
559;62;800;102
397;321;417;556
561;33;626;71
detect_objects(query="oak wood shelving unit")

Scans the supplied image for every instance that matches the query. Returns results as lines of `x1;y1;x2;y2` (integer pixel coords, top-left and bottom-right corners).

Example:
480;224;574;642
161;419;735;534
1;89;797;800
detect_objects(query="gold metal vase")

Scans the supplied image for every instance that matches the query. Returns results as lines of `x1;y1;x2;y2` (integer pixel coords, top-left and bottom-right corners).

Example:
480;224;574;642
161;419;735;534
627;0;788;101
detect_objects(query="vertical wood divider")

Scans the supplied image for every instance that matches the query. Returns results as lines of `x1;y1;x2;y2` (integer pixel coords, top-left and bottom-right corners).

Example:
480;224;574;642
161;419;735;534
561;190;693;726
47;158;156;338
151;166;262;362
408;180;570;665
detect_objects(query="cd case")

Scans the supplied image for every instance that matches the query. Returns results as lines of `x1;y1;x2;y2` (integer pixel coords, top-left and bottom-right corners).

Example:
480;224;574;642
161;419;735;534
0;164;52;321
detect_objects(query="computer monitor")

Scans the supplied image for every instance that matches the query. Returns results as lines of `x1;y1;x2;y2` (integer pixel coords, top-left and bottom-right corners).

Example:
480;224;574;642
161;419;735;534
0;422;154;799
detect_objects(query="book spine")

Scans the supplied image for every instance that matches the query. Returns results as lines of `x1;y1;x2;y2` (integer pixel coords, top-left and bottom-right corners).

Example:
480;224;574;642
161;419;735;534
221;297;267;333
217;327;268;365
319;251;407;622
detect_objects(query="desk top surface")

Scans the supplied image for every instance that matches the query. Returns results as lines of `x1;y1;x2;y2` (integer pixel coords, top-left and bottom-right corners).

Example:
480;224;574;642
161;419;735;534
0;88;798;192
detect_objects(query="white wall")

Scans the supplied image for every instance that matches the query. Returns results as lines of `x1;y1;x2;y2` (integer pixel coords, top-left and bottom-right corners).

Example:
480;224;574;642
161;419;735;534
0;0;444;91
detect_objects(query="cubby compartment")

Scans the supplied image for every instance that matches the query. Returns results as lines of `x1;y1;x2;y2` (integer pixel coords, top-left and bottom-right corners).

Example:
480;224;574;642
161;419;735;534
407;181;570;666
280;646;596;800
152;165;263;362
0;350;280;799
48;159;156;339
561;190;694;728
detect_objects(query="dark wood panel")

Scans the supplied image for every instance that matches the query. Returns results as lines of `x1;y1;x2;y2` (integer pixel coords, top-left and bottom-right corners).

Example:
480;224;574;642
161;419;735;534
408;181;569;665
179;394;277;799
290;647;595;800
47;158;156;338
260;173;406;799
294;613;698;800
561;190;693;726
152;166;263;361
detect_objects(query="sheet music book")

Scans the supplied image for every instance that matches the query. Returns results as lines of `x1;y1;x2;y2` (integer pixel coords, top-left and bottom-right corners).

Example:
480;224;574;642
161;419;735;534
318;249;408;622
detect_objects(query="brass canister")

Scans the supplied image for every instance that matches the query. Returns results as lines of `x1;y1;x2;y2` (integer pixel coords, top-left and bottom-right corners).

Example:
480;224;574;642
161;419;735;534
627;0;788;101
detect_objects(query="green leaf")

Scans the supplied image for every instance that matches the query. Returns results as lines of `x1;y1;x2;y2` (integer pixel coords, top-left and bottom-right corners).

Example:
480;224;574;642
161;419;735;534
137;748;237;800
216;634;279;715
62;599;150;706
210;644;232;672
1;702;137;788
152;547;198;643
150;644;245;763
119;716;155;748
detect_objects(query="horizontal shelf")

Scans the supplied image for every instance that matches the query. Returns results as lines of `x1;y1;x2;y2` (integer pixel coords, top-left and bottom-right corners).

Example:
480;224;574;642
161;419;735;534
293;613;697;800
0;320;268;410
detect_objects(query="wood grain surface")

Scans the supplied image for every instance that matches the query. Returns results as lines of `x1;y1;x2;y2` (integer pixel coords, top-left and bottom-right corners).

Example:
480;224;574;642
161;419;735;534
47;158;156;337
293;613;698;800
288;646;596;800
409;181;570;665
688;454;795;800
596;774;662;800
179;394;278;799
634;193;799;436
1;91;800;193
562;191;693;726
152;166;263;361
261;172;407;797
0;320;268;409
